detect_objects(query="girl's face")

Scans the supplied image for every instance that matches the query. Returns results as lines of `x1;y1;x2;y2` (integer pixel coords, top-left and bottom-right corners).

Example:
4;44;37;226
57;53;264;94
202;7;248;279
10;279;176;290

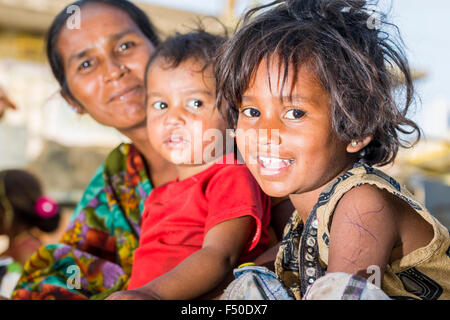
57;3;154;131
236;57;355;198
146;58;227;166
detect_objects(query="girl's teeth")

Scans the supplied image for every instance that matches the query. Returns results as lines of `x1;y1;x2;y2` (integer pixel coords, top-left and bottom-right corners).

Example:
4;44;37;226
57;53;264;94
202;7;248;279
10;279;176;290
258;156;294;169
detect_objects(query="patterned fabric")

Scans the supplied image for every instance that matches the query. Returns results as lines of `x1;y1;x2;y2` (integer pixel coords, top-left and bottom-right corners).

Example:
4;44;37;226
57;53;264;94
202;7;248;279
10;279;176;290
275;162;450;300
303;272;391;300
12;143;152;300
221;265;294;300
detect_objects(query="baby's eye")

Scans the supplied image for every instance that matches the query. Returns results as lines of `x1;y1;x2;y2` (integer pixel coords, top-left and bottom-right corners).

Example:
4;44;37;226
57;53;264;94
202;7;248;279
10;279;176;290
187;99;203;109
152;101;168;110
118;41;136;52
284;109;305;120
241;107;261;118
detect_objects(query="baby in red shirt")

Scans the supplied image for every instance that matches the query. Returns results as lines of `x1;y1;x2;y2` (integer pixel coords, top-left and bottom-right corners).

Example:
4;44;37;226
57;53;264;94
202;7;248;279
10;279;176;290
107;30;271;300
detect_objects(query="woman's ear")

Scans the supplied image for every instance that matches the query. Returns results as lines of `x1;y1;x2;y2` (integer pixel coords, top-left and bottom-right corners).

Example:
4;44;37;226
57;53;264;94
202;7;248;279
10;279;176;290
60;90;86;114
346;136;372;154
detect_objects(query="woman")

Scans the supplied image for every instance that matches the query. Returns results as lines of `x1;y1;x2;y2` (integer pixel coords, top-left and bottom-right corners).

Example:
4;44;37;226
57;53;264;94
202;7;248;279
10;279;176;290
12;0;177;300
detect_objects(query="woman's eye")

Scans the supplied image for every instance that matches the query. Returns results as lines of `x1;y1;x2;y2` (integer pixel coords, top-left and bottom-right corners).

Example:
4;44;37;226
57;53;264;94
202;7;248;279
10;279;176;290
78;60;92;71
118;41;135;52
152;101;168;110
285;109;305;120
187;99;203;109
242;107;261;118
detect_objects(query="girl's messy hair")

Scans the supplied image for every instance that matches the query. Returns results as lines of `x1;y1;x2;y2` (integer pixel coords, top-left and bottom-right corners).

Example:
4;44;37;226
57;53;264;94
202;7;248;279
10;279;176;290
216;0;421;166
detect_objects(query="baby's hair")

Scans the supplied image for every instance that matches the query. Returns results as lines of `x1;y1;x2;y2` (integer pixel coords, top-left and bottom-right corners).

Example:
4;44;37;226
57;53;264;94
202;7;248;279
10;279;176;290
145;27;227;80
216;0;421;166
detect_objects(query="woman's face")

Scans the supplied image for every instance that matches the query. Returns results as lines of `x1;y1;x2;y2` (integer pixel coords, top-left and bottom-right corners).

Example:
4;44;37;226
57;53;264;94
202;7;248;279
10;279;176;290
57;3;154;131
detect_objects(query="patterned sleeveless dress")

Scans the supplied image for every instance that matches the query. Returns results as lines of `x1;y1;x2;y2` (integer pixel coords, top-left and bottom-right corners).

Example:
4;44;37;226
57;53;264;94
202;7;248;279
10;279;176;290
275;162;450;300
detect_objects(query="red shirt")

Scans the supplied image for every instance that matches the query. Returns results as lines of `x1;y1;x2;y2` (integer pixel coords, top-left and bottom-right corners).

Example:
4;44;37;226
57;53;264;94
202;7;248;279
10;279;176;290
127;154;271;290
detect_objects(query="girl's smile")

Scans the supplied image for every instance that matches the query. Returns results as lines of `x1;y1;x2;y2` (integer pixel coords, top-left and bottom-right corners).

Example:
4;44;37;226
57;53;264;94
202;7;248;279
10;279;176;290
252;154;296;179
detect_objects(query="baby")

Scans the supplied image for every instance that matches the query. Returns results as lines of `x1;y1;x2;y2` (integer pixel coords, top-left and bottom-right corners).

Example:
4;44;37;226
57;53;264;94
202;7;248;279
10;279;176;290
107;30;271;300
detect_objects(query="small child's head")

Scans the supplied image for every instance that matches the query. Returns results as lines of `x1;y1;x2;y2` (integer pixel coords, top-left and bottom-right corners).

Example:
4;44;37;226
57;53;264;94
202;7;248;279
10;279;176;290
0;170;60;238
145;30;228;167
216;0;420;197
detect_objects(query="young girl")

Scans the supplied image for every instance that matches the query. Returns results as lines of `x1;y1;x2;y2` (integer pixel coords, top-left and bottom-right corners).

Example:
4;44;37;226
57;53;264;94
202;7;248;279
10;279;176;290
106;30;272;300
216;0;450;300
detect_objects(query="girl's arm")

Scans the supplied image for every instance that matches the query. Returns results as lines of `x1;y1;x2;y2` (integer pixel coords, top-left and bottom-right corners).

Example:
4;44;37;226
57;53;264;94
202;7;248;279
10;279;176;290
327;184;399;282
106;215;254;300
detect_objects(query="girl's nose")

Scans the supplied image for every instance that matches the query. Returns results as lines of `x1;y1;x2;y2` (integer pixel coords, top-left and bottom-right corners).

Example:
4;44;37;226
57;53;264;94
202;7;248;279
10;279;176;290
257;115;282;146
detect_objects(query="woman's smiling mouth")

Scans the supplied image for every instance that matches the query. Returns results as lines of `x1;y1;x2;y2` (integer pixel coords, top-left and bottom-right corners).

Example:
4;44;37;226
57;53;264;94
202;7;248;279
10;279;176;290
108;85;142;103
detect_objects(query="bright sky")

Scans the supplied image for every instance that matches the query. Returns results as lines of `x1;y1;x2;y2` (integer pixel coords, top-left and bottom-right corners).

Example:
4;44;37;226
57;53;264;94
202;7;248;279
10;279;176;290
139;0;450;139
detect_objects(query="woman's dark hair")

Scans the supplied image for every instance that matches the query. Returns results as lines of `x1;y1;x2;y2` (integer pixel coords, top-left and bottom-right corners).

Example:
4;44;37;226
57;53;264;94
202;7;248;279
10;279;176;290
216;0;421;166
145;27;227;77
46;0;160;102
0;170;60;234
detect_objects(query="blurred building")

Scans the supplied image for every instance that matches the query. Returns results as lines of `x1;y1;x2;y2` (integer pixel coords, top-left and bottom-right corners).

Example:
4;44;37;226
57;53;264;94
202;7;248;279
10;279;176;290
0;0;449;227
0;0;231;204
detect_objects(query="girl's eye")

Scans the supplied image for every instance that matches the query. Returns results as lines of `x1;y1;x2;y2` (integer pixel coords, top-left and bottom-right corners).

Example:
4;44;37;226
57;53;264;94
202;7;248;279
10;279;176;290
285;109;305;120
242;107;261;118
152;101;168;110
187;99;203;109
118;41;136;52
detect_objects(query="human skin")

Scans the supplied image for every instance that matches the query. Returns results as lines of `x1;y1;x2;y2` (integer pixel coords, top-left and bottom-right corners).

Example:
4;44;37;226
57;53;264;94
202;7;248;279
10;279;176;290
235;56;433;282
56;3;176;187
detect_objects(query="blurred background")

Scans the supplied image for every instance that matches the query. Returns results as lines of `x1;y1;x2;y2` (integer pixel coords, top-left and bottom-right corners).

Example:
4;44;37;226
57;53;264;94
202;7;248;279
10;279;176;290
0;0;449;248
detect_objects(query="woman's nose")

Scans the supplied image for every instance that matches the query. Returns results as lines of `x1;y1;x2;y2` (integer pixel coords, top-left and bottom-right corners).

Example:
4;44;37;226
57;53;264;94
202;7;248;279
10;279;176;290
104;60;128;82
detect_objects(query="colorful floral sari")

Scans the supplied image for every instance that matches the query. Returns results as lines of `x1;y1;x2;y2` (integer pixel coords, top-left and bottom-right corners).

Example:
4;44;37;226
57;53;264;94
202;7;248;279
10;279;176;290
12;143;152;300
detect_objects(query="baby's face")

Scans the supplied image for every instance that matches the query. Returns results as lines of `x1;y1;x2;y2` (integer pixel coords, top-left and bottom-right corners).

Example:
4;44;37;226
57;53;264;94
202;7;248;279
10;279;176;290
146;58;227;166
236;57;354;197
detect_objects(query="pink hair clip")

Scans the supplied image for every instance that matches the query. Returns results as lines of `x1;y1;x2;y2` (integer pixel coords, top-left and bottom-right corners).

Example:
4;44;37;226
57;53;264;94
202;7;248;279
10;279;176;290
34;196;59;219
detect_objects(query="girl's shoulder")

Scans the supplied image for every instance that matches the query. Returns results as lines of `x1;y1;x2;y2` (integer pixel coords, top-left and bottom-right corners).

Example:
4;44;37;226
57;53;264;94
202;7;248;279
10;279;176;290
317;163;426;226
316;163;447;267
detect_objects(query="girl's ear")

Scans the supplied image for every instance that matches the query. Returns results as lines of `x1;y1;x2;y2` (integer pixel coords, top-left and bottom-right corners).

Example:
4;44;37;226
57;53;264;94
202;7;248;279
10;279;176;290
346;136;372;154
60;90;86;115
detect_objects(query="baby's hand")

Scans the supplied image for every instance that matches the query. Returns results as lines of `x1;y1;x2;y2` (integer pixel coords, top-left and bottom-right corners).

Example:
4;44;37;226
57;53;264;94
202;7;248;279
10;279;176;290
105;288;160;300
